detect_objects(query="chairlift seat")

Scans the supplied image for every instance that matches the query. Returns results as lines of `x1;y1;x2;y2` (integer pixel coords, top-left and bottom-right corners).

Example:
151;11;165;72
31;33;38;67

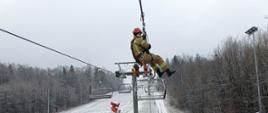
118;83;132;93
137;78;166;100
90;88;113;99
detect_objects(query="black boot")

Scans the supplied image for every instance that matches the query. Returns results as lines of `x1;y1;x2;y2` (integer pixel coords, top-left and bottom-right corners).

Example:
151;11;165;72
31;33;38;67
156;68;164;78
166;69;176;77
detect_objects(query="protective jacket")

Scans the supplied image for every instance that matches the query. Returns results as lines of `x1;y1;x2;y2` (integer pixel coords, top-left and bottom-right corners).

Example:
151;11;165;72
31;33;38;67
130;35;168;73
131;36;150;64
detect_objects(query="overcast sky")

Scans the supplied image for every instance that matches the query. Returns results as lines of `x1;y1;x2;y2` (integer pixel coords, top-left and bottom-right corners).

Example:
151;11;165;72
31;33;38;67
0;0;268;71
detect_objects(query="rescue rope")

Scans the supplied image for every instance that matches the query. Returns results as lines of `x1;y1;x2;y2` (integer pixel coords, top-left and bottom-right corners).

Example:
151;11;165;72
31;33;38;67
138;0;148;41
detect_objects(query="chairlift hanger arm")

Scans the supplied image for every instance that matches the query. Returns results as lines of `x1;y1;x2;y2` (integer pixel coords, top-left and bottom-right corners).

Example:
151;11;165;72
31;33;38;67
115;62;137;65
116;71;147;76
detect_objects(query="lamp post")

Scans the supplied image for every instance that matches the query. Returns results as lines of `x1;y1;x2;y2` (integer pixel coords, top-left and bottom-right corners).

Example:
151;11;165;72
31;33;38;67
245;26;262;113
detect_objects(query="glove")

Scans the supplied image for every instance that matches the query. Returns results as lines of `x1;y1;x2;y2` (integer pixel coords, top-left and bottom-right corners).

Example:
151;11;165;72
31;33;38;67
147;44;151;50
144;44;151;54
142;33;147;40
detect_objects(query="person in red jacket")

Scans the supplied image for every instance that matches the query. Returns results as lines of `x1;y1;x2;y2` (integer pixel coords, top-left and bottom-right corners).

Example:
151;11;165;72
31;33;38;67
111;101;120;113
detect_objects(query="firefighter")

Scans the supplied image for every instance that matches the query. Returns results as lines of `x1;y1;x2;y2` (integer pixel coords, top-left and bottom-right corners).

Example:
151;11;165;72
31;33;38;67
130;27;175;77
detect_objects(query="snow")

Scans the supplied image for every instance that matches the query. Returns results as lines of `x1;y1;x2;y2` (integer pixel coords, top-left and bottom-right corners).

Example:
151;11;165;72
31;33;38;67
59;76;184;113
59;92;133;113
58;92;182;113
155;100;169;113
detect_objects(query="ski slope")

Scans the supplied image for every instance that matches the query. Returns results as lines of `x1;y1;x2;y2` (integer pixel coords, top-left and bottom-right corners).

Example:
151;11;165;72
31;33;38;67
59;92;171;113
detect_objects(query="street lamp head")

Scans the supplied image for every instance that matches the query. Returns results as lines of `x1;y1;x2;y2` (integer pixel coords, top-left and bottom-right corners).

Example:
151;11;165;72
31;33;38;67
245;26;258;35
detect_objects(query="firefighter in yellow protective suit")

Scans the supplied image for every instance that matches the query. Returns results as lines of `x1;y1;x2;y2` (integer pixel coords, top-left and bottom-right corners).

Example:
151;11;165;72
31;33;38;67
130;27;175;77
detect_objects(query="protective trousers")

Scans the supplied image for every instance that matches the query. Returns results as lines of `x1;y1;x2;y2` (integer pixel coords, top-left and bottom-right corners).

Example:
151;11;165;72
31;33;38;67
138;52;169;72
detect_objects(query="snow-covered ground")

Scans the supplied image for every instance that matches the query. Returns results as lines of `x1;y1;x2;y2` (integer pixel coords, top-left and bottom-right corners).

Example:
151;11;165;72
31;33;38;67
163;99;186;113
59;92;132;113
59;92;183;113
59;76;184;113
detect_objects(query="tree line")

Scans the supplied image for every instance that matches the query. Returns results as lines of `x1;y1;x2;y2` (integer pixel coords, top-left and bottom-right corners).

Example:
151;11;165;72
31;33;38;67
0;64;121;113
166;31;268;113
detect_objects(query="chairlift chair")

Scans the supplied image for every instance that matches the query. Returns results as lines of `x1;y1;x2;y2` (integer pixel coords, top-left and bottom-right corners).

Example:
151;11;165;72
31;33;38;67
115;62;137;78
89;87;113;99
118;83;132;93
137;78;166;101
115;62;152;78
114;61;167;100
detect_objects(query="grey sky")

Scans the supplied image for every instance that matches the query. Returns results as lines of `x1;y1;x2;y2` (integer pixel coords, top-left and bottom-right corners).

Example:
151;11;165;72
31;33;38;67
0;0;268;71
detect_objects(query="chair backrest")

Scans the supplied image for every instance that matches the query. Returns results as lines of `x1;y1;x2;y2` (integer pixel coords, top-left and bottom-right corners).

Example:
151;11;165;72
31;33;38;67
137;78;166;101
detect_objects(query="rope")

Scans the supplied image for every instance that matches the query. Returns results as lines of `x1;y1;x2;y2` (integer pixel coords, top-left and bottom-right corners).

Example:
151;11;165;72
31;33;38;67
138;0;148;41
